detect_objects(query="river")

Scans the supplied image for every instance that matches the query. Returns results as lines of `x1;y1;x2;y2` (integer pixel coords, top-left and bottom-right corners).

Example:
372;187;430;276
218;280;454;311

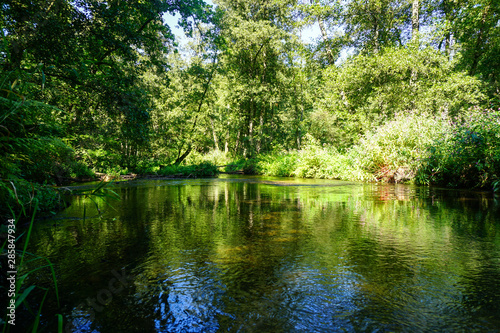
24;175;500;332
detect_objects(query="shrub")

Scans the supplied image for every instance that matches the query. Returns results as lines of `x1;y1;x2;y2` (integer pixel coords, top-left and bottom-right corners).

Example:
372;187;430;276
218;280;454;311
292;145;374;182
83;148;122;174
67;160;95;179
352;112;450;182
192;162;220;177
418;108;500;190
257;153;298;177
186;150;233;166
251;136;374;182
134;159;161;174
224;159;259;175
2;137;94;184
159;162;219;178
225;159;247;173
0;179;64;220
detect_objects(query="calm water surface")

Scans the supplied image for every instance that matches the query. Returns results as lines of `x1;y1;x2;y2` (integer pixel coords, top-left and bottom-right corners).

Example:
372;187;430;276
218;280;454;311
26;176;500;332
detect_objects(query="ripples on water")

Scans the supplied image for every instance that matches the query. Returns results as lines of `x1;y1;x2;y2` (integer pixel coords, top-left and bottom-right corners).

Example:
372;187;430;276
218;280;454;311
25;177;500;332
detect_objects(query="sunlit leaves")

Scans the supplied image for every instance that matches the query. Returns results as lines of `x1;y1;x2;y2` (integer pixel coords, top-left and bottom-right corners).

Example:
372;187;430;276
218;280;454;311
313;44;486;148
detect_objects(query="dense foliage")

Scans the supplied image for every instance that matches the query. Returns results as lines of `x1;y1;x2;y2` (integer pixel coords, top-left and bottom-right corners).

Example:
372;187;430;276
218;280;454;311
312;44;486;147
2;1;500;329
237;108;500;192
419;108;500;189
1;0;500;219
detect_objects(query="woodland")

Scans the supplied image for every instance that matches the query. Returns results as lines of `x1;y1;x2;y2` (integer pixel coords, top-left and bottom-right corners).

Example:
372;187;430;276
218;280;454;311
1;0;500;217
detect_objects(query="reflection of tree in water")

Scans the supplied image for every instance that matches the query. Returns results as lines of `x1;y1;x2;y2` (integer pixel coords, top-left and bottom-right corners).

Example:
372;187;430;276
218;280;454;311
25;179;500;332
459;248;500;330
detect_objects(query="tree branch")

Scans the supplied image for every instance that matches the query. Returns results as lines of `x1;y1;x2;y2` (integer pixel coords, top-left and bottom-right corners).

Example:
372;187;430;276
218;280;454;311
98;18;154;62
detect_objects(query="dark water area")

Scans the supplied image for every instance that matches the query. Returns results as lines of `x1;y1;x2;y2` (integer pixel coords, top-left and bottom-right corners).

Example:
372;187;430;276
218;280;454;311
23;176;500;332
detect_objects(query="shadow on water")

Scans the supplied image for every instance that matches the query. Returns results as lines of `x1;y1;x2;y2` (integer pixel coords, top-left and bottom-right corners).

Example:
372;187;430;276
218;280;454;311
23;176;500;332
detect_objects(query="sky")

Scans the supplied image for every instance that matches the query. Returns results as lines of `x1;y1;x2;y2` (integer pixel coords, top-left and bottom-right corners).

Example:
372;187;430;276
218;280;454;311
162;0;321;47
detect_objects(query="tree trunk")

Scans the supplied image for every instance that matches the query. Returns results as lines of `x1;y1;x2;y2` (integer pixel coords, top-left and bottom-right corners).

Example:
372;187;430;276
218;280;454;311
174;145;192;165
210;117;219;151
412;0;420;40
296;103;304;149
446;34;454;60
257;106;264;153
318;17;335;65
225;124;230;154
410;0;419;87
248;116;254;155
310;0;334;65
235;130;241;155
373;17;380;53
246;98;254;157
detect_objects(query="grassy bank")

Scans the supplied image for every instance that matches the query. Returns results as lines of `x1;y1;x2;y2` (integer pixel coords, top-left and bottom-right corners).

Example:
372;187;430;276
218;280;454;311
221;109;500;192
0;162;219;220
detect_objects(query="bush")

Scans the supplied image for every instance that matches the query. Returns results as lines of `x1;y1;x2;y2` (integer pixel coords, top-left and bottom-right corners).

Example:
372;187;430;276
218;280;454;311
224;159;259;174
1;137;94;184
418;108;500;190
351;112;450;182
159;162;219;178
225;159;246;173
134;159;161;174
67;160;95;179
186;150;233;166
251;136;374;182
0;179;65;220
83;148;122;174
291;144;374;182
258;153;298;177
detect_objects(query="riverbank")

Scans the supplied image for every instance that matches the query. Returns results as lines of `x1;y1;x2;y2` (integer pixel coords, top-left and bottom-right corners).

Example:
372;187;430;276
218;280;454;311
221;110;500;193
0;162;220;220
3;109;499;222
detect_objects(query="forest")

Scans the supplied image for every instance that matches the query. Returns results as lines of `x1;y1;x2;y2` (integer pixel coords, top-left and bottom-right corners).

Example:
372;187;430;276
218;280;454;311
1;0;500;218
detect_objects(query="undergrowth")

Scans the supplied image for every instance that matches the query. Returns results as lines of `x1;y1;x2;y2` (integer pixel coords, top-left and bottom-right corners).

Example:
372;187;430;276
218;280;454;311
158;162;219;178
216;108;500;192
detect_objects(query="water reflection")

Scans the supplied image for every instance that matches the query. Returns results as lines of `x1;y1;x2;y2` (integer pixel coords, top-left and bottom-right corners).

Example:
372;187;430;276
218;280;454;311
26;178;500;332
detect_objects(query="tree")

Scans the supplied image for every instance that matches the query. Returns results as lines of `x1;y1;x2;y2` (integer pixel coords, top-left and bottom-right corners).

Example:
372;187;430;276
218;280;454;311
343;0;412;53
313;44;487;147
1;0;216;171
214;0;303;157
296;0;344;65
412;0;420;39
454;0;500;86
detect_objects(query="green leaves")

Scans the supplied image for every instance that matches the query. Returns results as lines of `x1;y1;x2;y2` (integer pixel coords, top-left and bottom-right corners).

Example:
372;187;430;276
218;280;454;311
313;44;486;148
418;108;500;189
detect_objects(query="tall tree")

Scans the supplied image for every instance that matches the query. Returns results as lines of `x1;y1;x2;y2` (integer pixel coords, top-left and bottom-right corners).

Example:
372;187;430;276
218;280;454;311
343;0;412;53
295;0;344;65
455;0;499;81
1;0;215;168
214;0;302;157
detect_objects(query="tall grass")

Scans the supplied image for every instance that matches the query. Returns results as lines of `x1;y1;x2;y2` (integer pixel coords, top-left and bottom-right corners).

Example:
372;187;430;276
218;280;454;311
1;202;61;333
1;180;120;332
